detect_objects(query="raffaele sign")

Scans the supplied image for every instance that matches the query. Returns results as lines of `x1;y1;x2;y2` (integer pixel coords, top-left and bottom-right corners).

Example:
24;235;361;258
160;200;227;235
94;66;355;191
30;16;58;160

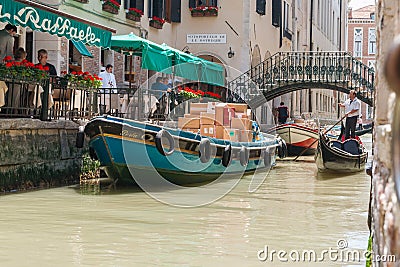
0;0;114;48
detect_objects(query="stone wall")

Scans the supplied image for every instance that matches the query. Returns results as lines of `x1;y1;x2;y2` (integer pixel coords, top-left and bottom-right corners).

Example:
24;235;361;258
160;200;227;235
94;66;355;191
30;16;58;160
373;0;400;264
0;119;84;192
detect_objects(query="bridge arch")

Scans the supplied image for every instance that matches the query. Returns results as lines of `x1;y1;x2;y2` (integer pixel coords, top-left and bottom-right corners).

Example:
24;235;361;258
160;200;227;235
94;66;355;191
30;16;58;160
227;51;375;108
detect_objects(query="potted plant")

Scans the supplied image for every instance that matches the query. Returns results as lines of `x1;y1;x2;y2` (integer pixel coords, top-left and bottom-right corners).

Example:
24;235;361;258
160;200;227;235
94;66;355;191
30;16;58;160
0;56;49;83
126;7;143;21
149;16;165;29
102;0;120;14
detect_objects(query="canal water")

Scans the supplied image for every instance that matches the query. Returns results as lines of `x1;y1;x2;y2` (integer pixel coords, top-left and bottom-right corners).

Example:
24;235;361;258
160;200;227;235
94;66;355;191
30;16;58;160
0;135;372;267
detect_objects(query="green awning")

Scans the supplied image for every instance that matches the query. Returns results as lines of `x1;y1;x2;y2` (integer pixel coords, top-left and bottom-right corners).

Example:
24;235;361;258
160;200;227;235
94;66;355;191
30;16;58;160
110;33;225;86
0;0;114;48
72;40;93;58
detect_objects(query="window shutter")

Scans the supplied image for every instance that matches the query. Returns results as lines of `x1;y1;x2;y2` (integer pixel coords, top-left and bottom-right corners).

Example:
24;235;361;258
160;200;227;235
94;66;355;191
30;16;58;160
136;0;144;11
165;0;172;22
148;0;153;17
171;0;181;22
189;0;195;8
256;0;266;15
272;0;281;27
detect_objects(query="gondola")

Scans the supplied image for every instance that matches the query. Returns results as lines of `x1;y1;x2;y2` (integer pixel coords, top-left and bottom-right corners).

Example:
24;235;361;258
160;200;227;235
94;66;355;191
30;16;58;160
266;123;318;156
315;132;367;172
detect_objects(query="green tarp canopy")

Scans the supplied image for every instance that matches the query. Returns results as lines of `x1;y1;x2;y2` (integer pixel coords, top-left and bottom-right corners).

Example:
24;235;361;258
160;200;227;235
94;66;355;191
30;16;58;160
0;0;114;48
111;33;225;86
72;40;93;58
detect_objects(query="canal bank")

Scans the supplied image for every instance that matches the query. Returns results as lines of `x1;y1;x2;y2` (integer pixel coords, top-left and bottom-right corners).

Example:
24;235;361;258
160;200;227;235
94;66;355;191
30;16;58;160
0;119;85;192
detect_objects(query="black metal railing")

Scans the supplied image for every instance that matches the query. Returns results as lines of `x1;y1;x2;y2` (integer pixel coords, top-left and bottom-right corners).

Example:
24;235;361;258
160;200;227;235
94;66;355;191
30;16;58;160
227;51;375;107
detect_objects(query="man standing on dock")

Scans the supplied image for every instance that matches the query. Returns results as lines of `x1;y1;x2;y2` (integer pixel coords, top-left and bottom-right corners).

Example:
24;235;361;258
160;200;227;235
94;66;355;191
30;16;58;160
339;90;361;139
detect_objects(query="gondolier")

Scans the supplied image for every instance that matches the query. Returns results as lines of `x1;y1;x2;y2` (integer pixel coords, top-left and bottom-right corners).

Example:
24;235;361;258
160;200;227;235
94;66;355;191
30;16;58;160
339;90;361;139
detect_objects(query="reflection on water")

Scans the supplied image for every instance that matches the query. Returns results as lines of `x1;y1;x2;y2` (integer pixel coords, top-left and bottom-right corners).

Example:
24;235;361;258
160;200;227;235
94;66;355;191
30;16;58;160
0;135;372;267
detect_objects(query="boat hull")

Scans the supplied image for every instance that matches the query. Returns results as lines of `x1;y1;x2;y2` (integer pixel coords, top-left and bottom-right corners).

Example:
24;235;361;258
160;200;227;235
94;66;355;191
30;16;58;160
85;116;280;186
315;134;367;173
267;124;318;156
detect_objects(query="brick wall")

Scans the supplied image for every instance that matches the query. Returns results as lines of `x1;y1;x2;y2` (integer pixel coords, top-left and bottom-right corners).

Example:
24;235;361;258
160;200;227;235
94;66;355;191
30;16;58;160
82;46;101;75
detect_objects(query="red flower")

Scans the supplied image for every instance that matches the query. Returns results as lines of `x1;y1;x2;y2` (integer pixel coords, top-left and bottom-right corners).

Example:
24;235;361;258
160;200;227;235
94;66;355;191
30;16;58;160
152;16;165;24
128;7;144;16
71;71;77;75
44;66;50;71
3;56;12;62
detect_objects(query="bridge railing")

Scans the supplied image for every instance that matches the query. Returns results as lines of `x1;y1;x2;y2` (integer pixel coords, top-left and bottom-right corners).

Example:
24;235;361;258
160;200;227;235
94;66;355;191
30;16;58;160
227;51;375;106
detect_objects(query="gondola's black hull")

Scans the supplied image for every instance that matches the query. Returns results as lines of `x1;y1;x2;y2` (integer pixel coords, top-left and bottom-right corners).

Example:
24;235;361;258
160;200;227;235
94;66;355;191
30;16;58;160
315;134;367;173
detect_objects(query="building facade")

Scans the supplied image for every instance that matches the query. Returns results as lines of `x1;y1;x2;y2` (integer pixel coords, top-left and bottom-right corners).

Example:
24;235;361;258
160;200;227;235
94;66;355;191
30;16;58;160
9;0;347;123
347;5;376;123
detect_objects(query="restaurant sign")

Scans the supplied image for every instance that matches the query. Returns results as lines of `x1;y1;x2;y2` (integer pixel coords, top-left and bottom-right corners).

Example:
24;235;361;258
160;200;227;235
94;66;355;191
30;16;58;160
187;34;227;44
0;0;112;47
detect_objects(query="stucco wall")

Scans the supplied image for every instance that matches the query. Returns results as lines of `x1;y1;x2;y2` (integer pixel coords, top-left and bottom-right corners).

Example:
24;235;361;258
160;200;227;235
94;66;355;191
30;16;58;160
0;119;84;191
373;0;400;263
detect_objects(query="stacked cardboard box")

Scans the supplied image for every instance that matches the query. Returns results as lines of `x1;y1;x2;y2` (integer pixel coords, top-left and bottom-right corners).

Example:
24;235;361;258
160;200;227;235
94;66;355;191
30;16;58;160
177;102;254;142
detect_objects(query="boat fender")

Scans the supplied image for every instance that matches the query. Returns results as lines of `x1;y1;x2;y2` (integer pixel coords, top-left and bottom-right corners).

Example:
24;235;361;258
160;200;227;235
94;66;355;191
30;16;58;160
263;149;272;168
199;138;212;163
89;147;98;161
155;129;175;156
277;139;287;158
76;127;85;148
239;146;249;166
222;144;232;167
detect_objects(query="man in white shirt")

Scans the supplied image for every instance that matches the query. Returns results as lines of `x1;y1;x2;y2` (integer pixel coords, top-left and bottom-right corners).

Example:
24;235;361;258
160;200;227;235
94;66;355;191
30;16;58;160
98;64;118;113
339;90;361;139
98;64;117;93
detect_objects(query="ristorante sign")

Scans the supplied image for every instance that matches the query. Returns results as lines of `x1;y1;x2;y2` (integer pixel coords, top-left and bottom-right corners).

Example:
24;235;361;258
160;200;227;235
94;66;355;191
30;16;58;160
0;0;112;48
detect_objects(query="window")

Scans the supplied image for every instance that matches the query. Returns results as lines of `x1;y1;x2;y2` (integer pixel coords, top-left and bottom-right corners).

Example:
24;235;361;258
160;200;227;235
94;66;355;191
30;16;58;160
189;0;217;7
368;28;376;55
370;13;375;20
283;1;289;30
354;28;363;57
124;0;144;10
148;0;163;18
256;0;266;15
272;0;281;27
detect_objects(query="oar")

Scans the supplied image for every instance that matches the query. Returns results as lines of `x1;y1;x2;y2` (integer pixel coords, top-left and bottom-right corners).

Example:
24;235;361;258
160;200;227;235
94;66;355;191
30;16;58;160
293;115;347;161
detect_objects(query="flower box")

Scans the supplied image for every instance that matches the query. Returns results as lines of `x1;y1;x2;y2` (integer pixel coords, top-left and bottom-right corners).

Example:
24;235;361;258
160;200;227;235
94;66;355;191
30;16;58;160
149;16;165;29
191;10;204;17
204;10;218;16
73;0;88;3
126;13;141;21
103;4;119;14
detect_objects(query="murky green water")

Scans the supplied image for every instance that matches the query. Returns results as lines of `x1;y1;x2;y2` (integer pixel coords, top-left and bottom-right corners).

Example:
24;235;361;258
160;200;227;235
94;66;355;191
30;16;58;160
0;135;372;267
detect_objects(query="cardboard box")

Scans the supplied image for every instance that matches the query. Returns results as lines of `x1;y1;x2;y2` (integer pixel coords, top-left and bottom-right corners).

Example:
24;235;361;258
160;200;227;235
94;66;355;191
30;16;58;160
200;112;215;125
223;128;239;142
239;130;253;142
215;104;235;126
184;114;200;119
200;124;215;137
215;125;228;139
178;117;200;129
236;112;248;119
227;103;248;114
231;117;252;130
207;102;217;114
182;128;199;134
190;103;208;115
